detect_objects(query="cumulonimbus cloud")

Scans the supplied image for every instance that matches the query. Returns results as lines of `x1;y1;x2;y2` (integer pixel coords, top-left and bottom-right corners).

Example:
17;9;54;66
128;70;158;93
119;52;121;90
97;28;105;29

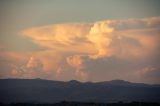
1;16;160;82
22;16;160;59
19;16;160;82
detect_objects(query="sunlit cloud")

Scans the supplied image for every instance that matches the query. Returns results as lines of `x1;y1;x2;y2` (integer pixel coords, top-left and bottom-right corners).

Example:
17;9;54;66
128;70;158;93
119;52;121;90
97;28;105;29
0;16;159;83
22;16;160;59
66;55;88;81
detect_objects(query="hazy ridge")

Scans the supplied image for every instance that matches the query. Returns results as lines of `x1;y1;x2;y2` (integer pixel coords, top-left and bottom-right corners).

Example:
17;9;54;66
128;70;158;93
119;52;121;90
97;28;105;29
0;79;160;103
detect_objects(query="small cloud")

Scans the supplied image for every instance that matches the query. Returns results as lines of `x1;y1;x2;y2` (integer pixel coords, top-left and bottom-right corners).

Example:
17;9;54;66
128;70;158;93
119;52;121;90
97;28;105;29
66;55;88;81
135;66;160;84
66;55;83;68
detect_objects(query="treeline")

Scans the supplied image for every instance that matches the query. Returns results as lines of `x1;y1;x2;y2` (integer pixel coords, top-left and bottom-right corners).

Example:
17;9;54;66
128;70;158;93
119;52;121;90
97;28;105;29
0;101;160;106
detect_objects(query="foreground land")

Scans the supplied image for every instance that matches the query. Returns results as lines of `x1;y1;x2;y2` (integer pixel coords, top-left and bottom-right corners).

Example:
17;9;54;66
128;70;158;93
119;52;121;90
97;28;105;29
0;101;160;106
1;79;160;103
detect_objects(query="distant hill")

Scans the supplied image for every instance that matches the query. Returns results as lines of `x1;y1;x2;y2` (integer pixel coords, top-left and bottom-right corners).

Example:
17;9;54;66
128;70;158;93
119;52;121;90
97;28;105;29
0;79;160;103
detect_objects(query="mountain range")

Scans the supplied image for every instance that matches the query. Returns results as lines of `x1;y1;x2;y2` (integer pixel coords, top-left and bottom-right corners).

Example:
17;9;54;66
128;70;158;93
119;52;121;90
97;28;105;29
0;79;160;103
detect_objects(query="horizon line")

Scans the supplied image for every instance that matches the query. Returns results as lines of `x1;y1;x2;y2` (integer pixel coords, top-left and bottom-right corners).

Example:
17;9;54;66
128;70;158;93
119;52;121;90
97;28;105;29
0;78;159;85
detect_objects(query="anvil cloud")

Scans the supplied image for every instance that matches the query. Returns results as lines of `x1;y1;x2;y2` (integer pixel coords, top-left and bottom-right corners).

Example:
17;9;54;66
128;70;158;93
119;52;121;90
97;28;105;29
0;17;160;83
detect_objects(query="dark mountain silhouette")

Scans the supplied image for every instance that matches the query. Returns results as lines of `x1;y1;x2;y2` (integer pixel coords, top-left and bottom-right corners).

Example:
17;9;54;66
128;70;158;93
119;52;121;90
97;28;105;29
0;79;160;103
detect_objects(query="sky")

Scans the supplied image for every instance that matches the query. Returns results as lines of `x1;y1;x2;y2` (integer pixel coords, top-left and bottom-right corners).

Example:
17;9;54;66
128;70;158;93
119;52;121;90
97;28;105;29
0;0;160;84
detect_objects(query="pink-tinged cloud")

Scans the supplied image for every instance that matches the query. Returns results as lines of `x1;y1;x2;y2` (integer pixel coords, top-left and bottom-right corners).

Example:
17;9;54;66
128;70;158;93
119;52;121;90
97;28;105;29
66;55;88;81
0;16;160;83
22;16;160;59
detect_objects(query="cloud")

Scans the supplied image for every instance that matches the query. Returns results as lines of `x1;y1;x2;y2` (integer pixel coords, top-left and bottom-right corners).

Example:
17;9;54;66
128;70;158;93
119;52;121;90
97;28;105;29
66;55;88;81
1;16;160;83
66;55;83;68
22;16;160;60
0;49;61;79
22;23;94;54
87;22;114;58
134;66;160;84
26;57;42;69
